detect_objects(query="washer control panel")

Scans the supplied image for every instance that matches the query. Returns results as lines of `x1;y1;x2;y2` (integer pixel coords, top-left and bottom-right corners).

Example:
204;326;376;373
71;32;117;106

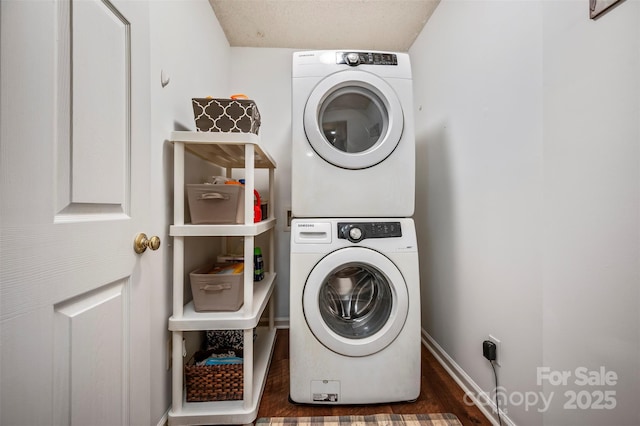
338;222;402;243
337;52;398;67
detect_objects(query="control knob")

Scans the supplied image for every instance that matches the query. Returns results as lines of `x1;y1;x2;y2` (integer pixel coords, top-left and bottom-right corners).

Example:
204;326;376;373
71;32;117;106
345;52;360;66
348;226;363;242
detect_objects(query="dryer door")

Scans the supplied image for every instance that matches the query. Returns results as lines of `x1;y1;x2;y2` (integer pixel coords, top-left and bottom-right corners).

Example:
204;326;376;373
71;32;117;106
303;247;409;357
303;70;404;169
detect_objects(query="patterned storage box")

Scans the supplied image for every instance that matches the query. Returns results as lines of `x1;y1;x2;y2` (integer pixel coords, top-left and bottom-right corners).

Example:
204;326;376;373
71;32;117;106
192;98;261;134
206;330;245;351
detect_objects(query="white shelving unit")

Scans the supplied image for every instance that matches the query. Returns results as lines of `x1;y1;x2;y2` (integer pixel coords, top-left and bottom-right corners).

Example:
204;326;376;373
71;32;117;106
168;131;277;426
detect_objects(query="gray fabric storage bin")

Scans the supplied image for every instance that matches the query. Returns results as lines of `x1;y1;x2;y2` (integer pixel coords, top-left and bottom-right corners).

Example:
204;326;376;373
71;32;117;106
186;184;245;224
190;264;244;312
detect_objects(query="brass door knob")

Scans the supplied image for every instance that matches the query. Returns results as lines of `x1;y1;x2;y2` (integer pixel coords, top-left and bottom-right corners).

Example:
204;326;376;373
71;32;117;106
134;233;161;254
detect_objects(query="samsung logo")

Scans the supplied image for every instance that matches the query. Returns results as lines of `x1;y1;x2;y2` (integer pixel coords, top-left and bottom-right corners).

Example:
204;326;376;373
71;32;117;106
297;223;316;228
298;53;315;57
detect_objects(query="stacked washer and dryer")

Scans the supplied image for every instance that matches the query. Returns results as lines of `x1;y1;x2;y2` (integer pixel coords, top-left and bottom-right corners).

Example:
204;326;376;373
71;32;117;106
289;50;421;405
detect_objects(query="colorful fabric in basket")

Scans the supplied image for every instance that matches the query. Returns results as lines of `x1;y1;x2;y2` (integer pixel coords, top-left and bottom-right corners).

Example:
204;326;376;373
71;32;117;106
194;348;242;366
200;356;243;366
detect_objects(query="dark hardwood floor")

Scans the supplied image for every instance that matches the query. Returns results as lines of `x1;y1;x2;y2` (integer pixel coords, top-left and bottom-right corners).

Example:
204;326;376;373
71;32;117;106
257;329;491;425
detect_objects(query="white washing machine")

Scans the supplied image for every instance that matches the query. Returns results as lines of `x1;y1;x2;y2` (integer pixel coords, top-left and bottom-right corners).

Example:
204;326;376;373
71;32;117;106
289;218;421;404
291;50;416;218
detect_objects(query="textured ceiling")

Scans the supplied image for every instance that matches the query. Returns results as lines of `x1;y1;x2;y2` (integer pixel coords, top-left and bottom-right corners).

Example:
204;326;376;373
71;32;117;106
209;0;440;52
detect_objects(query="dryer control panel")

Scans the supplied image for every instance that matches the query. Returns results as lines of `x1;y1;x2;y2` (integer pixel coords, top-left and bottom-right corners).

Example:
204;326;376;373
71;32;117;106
338;221;402;243
337;52;398;67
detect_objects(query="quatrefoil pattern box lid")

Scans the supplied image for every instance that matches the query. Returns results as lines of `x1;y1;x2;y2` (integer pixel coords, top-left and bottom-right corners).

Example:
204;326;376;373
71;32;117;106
192;98;261;134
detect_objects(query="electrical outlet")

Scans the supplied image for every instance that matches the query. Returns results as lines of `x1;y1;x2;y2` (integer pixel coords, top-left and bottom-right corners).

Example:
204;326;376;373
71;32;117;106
285;208;292;231
488;334;501;366
483;340;496;361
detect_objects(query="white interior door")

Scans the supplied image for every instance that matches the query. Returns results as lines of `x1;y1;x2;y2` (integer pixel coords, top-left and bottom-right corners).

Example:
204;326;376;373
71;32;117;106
1;1;152;425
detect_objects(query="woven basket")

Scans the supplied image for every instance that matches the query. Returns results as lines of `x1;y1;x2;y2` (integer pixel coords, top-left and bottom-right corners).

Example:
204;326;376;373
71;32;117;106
185;362;243;402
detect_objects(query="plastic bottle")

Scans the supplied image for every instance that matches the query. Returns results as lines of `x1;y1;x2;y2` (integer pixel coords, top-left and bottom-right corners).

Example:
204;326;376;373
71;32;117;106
237;179;262;223
253;247;264;281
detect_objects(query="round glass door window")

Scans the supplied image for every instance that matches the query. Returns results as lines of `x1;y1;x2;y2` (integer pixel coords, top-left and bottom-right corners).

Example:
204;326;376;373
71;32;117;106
303;247;409;357
319;87;387;155
319;264;392;339
304;70;404;169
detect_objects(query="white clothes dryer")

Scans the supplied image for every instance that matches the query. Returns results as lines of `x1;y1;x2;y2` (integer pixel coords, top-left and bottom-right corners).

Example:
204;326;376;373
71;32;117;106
292;50;416;218
289;218;421;404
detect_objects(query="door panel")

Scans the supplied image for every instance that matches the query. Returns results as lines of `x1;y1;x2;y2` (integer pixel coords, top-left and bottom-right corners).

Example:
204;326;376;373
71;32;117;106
54;280;128;426
72;0;128;205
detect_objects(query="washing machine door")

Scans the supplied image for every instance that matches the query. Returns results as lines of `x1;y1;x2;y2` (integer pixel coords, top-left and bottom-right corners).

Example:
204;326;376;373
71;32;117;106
304;70;404;169
303;247;409;357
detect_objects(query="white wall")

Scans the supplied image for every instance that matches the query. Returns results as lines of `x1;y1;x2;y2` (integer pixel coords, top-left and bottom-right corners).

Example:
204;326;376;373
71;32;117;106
149;1;231;422
541;2;639;425
410;1;639;425
229;47;297;320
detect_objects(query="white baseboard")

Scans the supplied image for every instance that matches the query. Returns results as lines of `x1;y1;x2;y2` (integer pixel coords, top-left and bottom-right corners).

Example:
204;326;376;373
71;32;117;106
421;329;514;426
156;409;168;426
259;317;290;329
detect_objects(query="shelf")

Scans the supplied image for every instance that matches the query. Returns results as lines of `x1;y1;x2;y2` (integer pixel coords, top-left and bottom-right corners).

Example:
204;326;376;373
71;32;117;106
169;273;276;331
171;131;276;169
168;327;277;426
170;217;276;237
170;130;277;425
